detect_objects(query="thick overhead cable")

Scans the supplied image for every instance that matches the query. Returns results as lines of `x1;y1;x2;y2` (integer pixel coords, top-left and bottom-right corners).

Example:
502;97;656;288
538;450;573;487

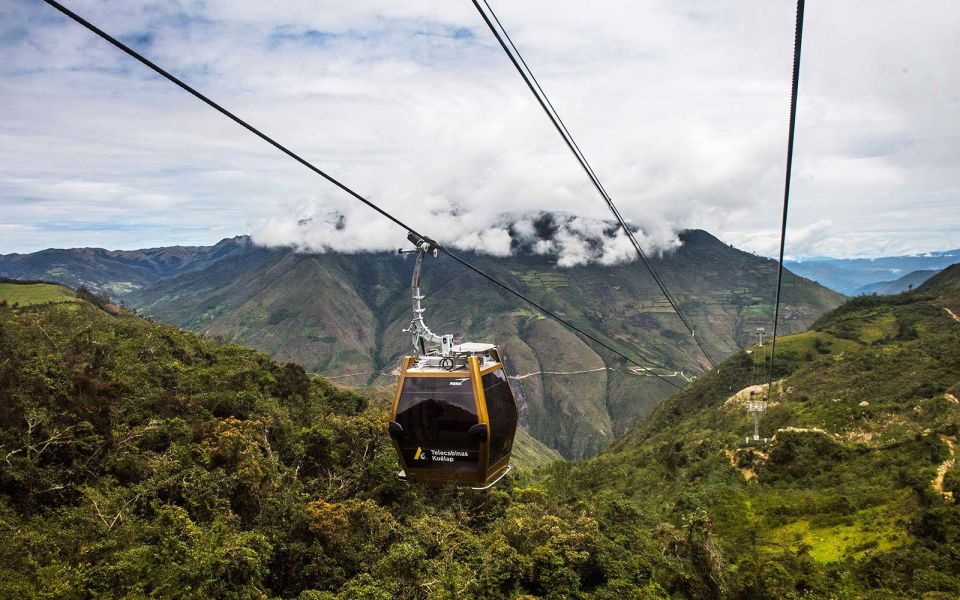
39;0;684;390
470;0;716;370
767;0;806;391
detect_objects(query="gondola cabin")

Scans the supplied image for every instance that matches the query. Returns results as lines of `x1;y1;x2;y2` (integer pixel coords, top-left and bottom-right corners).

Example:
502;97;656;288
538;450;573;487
388;343;518;489
388;233;519;489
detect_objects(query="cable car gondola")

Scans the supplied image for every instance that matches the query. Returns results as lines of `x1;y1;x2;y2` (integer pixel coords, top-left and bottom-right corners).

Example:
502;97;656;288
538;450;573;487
387;233;519;489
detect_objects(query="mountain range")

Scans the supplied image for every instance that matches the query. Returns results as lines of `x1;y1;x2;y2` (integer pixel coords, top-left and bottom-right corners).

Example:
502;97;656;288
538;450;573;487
854;269;942;296
786;249;959;295
0;229;844;459
0;236;253;296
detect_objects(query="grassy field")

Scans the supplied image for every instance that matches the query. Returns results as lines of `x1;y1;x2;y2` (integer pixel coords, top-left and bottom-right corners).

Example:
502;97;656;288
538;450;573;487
766;504;906;563
745;330;861;367
0;282;78;307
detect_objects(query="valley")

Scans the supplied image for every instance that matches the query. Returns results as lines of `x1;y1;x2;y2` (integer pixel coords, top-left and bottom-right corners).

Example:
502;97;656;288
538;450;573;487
1;229;843;459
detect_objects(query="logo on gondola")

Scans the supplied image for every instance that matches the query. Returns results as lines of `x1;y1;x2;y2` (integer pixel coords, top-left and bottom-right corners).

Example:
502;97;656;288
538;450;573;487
448;378;470;387
414;447;426;460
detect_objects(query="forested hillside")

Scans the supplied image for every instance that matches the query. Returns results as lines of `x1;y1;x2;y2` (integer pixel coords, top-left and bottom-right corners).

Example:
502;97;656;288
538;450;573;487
1;267;958;598
0;285;565;598
565;264;960;597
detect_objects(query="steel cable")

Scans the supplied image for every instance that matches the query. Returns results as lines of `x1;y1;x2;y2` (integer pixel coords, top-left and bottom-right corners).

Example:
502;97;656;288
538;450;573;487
766;0;806;394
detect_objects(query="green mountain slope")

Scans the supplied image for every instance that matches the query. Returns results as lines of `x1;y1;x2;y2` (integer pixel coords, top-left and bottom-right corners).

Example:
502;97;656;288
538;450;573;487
918;264;960;313
554;263;960;596
122;230;842;459
1;272;957;598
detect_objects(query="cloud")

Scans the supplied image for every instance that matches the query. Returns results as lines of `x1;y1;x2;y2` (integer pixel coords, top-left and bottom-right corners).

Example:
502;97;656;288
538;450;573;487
1;0;958;258
254;209;679;267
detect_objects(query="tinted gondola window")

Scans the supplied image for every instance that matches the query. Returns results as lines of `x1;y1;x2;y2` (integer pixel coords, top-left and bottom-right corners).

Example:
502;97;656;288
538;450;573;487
481;369;518;465
395;376;479;471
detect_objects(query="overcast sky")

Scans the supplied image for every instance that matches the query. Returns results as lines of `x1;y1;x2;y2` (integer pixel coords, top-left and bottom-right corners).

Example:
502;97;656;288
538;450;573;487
1;0;957;260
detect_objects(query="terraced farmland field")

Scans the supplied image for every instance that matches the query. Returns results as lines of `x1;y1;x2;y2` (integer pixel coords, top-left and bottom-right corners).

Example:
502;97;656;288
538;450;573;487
0;282;78;307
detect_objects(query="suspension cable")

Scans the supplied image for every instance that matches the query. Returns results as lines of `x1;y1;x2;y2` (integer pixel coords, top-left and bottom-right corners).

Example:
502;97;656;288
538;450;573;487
38;0;685;390
767;0;806;393
470;0;717;369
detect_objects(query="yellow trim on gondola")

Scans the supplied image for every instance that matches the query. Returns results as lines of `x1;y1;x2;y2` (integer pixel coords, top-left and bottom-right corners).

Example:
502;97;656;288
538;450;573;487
469;357;489;426
469;355;491;486
390;356;415;417
389;356;413;479
478;363;504;376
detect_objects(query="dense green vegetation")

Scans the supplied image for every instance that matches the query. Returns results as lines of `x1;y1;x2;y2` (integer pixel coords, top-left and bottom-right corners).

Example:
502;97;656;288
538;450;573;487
0;286;607;598
572;265;960;597
1;268;957;598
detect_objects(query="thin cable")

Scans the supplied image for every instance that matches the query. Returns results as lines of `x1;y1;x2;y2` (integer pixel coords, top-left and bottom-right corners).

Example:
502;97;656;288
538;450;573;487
471;0;716;369
766;0;806;394
476;0;715;368
39;0;684;390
